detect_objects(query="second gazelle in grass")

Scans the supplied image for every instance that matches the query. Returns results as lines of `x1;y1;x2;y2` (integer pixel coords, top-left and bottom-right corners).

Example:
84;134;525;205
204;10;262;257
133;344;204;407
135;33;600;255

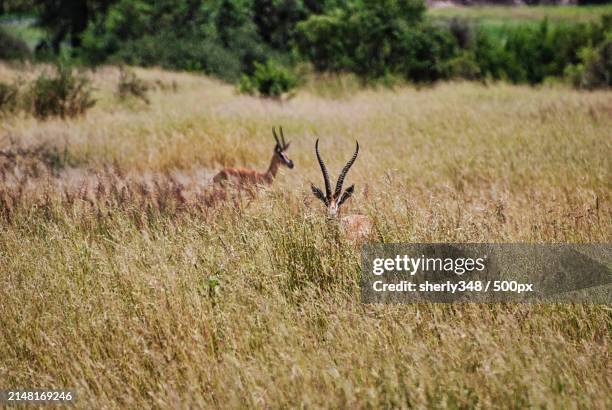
311;139;372;241
213;126;294;188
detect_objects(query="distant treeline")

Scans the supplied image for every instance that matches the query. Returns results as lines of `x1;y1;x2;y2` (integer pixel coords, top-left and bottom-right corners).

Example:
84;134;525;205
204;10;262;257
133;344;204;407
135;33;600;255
1;1;611;89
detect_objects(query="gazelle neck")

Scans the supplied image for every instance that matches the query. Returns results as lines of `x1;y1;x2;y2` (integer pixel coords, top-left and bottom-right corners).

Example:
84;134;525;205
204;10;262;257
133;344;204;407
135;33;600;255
264;153;281;182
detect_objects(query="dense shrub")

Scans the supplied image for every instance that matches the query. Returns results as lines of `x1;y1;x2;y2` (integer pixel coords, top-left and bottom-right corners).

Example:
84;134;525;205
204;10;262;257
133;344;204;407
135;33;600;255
297;0;437;81
565;39;612;89
79;0;154;65
395;23;458;82
26;64;95;119
295;12;348;72
251;0;310;50
239;61;298;98
467;17;610;85
7;0;612;89
493;20;594;84
0;26;31;60
298;6;610;86
445;52;481;80
78;0;283;83
115;34;244;82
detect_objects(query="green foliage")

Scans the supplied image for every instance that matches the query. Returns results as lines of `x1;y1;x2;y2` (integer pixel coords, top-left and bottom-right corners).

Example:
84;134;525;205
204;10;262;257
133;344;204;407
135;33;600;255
446;52;481;80
297;6;610;86
0;26;31;60
466;16;611;85
216;0;252;45
252;0;309;49
77;0;281;82
7;1;612;88
395;23;458;83
31;0;115;52
565;38;612;89
297;0;428;79
26;64;95;119
117;34;245;82
0;81;20;114
239;60;298;98
79;0;153;64
295;12;347;72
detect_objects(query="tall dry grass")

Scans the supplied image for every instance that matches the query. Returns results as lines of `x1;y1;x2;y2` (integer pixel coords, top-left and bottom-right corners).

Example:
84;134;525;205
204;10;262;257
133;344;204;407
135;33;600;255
0;63;610;408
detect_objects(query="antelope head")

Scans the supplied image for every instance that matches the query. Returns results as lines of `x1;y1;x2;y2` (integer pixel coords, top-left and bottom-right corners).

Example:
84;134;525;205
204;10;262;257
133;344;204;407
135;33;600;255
272;126;294;169
311;139;359;217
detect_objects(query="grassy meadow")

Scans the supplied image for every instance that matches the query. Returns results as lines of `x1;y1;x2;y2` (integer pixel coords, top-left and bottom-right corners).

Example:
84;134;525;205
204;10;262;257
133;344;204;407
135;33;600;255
428;4;612;24
0;63;611;408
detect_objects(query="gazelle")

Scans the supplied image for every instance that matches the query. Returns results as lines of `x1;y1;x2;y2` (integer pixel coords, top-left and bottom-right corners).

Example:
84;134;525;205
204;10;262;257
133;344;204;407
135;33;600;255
213;127;294;187
310;139;372;241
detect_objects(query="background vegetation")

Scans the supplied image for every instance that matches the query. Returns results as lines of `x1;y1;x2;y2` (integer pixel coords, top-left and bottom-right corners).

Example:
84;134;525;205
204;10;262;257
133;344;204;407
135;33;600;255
1;1;611;92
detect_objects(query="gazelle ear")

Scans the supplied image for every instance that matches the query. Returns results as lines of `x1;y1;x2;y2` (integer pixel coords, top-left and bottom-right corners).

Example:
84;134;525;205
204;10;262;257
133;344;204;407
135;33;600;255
283;141;291;150
311;184;328;206
337;184;355;207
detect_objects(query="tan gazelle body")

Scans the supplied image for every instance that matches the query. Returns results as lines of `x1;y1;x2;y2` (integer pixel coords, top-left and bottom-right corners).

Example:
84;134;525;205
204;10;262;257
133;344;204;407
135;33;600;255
213;127;294;188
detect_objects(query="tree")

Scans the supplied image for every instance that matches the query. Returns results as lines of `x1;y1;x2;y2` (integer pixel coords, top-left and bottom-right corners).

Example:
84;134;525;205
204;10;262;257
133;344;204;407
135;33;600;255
252;0;307;49
296;0;428;78
32;0;116;52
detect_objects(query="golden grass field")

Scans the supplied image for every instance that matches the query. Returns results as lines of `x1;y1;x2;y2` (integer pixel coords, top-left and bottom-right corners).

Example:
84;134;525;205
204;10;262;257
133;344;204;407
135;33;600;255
428;4;612;24
0;63;611;408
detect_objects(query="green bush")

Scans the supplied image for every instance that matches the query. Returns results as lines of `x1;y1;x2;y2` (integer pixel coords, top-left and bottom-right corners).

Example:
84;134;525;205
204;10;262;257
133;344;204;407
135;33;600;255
251;0;311;50
26;64;95;119
79;0;154;65
117;34;245;82
239;61;298;98
8;0;611;88
469;17;610;85
446;52;481;80
566;39;612;89
296;5;610;85
77;0;282;83
296;12;350;72
0;81;20;114
297;0;428;80
0;26;31;60
396;23;458;83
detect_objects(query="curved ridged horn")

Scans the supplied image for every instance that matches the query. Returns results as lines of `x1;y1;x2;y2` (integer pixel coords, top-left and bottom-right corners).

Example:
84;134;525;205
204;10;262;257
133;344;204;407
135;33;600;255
279;126;286;148
315;139;331;199
334;141;359;199
272;127;281;147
